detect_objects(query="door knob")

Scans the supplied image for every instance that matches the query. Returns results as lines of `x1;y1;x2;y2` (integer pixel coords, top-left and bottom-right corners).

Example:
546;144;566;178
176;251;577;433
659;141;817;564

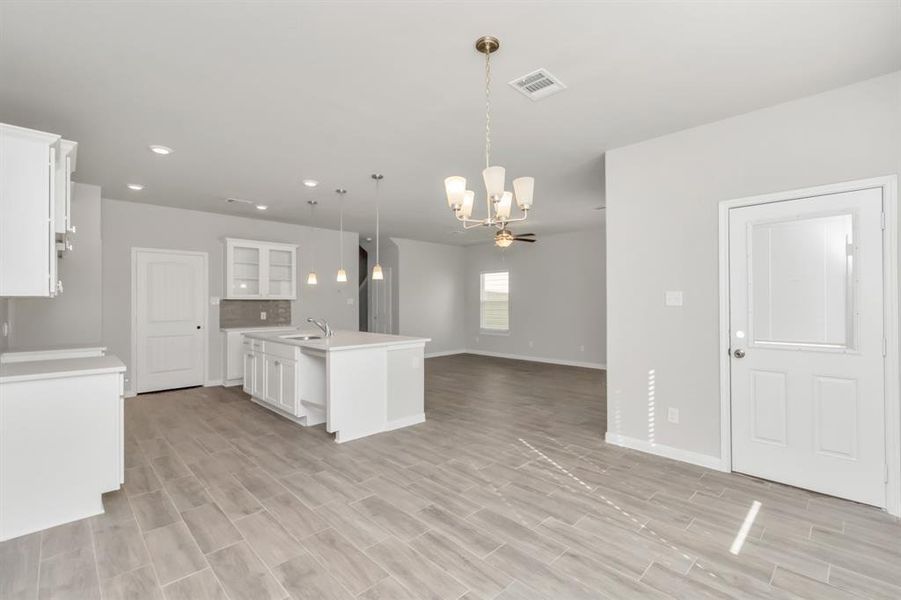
733;349;746;358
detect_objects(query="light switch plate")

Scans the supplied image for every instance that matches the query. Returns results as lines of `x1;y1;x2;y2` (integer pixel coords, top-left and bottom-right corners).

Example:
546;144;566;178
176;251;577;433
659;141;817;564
667;407;680;424
260;311;267;320
210;296;220;306
346;298;354;305
665;291;684;306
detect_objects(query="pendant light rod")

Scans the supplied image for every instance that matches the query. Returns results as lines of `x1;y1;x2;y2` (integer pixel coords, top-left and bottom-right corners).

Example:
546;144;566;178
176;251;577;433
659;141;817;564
335;188;347;283
307;200;318;285
371;174;384;281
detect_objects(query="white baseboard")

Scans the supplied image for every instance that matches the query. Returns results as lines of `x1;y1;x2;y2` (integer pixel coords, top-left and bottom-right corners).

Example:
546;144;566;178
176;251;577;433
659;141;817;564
204;379;222;387
604;432;728;472
425;349;467;358
384;413;425;431
463;349;606;370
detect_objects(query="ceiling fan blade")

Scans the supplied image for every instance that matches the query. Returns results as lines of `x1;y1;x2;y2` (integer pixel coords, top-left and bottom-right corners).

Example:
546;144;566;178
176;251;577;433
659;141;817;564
514;237;536;243
515;232;536;237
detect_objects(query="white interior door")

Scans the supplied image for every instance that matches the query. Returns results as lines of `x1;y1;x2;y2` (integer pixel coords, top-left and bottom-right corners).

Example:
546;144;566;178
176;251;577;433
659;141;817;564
135;250;206;393
369;267;393;334
729;188;885;507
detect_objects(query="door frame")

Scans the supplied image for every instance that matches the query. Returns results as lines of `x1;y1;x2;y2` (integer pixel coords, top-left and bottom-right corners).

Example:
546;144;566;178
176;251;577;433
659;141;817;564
717;175;900;516
130;247;210;396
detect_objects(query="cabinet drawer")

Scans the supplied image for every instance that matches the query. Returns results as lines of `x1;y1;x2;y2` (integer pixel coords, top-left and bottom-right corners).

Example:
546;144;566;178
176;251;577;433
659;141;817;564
263;342;297;360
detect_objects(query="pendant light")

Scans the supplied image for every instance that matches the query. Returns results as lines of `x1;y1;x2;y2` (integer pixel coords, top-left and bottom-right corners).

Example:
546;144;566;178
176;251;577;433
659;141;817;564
335;188;348;282
371;174;384;281
306;200;318;285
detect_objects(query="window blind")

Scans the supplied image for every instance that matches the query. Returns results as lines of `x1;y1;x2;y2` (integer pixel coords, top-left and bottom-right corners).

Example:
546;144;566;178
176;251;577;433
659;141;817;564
480;271;509;331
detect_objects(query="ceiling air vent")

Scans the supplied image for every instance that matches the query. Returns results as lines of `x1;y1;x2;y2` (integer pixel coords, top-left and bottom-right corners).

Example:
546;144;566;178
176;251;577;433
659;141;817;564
508;68;566;101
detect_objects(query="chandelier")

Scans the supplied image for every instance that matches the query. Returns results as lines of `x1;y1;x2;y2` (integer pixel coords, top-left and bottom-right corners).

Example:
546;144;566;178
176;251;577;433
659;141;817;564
444;36;534;232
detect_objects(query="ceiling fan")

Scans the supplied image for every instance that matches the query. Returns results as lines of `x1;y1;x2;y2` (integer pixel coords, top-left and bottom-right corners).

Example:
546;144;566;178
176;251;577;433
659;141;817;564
494;228;536;248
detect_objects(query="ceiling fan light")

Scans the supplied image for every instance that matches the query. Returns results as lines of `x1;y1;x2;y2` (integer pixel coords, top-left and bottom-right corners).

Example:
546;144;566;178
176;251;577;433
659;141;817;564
513;176;534;209
445;176;466;209
307;272;318;285
496;191;513;220
461;190;475;218
495;229;514;248
372;263;384;280
483;166;505;199
336;268;347;283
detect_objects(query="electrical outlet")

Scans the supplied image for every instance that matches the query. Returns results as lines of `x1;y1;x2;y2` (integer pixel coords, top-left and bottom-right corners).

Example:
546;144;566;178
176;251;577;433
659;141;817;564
346;298;354;305
667;407;680;424
579;344;585;352
260;311;267;320
528;341;534;348
475;336;480;344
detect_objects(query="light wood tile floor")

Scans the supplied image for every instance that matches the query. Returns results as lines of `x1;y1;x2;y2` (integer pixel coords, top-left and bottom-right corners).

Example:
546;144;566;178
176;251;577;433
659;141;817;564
3;354;900;599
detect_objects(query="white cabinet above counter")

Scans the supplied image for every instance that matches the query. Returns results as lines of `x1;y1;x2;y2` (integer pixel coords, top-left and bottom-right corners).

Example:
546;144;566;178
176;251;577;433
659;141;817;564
225;238;297;300
243;330;430;443
0;123;77;297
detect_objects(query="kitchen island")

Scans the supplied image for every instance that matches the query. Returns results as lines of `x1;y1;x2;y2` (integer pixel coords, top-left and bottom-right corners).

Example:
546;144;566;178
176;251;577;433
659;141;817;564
0;350;126;541
242;329;429;442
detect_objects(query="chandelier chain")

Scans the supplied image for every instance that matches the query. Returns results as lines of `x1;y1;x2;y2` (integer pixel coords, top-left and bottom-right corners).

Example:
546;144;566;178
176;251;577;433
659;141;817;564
485;47;491;170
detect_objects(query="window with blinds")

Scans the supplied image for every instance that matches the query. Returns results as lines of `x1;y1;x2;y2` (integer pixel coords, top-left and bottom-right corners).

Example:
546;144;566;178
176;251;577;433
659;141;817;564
480;271;509;332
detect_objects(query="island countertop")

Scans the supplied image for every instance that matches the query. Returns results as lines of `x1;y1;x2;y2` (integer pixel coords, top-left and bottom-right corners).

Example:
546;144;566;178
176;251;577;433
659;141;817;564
243;329;430;352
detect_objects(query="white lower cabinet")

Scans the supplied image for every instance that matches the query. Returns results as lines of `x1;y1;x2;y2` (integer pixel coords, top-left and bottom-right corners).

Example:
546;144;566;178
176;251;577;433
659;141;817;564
242;348;255;394
264;354;282;406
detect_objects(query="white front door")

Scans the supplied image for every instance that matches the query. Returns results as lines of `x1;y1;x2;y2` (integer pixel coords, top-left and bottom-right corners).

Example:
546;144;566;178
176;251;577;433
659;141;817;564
729;187;886;507
135;250;206;393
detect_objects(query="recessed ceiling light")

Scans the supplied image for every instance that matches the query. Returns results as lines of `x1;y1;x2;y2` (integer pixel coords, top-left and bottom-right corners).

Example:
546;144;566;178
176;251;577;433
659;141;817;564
127;183;144;191
302;179;319;188
148;145;173;155
256;204;268;210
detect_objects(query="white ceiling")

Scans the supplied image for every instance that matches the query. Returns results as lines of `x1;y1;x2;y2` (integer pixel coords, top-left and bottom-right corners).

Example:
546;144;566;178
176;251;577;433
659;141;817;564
1;1;899;245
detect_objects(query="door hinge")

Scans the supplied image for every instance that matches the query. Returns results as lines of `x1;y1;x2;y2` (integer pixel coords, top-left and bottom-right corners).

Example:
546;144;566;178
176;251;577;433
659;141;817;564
884;337;888;357
881;212;887;230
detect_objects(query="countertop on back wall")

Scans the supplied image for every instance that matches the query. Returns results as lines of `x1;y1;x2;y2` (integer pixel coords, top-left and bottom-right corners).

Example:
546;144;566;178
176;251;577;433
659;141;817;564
219;325;300;333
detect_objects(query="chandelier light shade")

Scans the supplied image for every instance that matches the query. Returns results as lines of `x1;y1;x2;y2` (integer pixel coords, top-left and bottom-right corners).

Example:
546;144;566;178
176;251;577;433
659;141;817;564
444;176;466;209
307;271;318;285
461;190;475;218
372;263;384;280
482;166;505;199
336;268;347;283
443;36;533;238
513;177;534;209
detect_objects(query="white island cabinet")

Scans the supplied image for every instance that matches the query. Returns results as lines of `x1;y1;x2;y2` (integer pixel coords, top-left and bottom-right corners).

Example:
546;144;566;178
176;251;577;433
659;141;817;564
0;352;126;541
243;330;429;442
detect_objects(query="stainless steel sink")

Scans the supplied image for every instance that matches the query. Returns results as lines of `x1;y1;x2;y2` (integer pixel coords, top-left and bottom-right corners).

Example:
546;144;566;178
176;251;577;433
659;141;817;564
279;334;322;341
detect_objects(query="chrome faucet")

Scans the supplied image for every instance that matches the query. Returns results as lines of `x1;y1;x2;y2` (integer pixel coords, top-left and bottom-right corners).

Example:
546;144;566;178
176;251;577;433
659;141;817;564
307;318;334;337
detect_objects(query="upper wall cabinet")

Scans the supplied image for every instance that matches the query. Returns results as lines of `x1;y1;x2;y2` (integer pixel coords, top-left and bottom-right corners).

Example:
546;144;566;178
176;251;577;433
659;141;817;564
225;238;297;300
0;123;74;297
54;140;77;235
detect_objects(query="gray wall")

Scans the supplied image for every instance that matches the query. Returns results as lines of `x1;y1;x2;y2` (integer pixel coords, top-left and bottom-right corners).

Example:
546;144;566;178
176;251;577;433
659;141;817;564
101;198;359;393
605;71;901;459
464;228;607;367
9;183;103;349
365;238;399;335
0;298;8;352
394;238;466;355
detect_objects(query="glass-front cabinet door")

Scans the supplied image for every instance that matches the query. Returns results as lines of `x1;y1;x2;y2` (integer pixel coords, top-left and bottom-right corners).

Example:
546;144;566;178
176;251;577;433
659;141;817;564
225;238;297;300
229;243;261;297
266;247;295;298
